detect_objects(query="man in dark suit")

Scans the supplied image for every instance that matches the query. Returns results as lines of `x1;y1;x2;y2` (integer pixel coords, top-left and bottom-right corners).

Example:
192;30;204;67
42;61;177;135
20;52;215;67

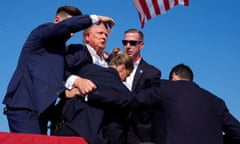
122;29;161;143
136;63;240;144
51;49;134;144
2;5;115;134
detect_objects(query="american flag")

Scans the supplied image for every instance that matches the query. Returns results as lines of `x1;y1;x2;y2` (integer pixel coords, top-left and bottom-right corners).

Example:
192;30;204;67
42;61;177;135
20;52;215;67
132;0;189;28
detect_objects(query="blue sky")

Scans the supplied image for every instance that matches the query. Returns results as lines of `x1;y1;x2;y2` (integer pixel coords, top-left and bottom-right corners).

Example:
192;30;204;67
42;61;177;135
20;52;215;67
0;0;240;132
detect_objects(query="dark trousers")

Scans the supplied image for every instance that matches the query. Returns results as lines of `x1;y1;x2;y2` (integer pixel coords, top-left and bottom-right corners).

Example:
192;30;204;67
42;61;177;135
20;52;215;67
4;106;53;134
51;122;78;136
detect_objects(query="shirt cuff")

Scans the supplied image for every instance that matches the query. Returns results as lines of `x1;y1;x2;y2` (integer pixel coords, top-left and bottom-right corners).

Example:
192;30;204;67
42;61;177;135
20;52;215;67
90;14;99;24
65;75;79;89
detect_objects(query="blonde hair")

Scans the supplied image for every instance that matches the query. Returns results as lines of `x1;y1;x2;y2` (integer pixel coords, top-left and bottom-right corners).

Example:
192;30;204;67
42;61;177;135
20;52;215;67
108;48;134;72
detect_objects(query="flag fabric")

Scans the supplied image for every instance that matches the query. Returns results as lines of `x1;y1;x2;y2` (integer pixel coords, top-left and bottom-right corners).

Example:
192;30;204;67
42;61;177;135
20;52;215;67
132;0;189;28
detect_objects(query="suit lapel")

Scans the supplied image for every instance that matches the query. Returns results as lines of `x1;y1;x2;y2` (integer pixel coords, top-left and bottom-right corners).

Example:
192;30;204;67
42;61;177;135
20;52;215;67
132;59;145;91
84;45;94;63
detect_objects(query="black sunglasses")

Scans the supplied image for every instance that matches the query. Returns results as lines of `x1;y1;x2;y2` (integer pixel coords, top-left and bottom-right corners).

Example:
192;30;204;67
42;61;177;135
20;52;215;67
122;40;142;46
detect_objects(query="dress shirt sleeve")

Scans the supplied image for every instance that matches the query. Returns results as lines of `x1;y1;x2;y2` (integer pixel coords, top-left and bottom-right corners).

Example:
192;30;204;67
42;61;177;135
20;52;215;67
90;15;99;24
65;75;79;90
65;75;89;101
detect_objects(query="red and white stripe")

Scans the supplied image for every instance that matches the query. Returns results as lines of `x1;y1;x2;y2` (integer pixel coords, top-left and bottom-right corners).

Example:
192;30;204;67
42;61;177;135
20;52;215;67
132;0;189;28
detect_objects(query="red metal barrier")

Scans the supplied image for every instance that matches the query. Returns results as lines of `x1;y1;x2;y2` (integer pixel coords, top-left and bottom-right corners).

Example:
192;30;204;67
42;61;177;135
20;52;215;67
0;132;88;144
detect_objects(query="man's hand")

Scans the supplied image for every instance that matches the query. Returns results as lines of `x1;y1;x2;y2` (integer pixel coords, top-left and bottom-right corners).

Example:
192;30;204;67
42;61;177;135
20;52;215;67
73;77;97;96
97;15;115;28
65;88;81;98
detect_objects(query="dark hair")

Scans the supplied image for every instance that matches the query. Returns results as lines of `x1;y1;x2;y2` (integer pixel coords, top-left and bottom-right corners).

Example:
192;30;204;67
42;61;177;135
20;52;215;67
96;21;112;31
169;63;194;81
56;5;82;16
124;29;144;41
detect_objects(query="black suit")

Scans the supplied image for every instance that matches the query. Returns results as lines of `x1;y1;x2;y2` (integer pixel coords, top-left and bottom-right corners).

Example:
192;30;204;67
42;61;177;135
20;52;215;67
128;59;161;143
52;61;133;144
2;16;94;134
150;80;240;144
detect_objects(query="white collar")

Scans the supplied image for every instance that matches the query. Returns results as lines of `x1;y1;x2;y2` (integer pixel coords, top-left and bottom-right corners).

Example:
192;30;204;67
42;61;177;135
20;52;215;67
86;44;108;67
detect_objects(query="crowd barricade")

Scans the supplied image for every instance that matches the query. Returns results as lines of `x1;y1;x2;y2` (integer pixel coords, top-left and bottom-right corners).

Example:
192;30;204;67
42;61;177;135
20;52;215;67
0;132;88;144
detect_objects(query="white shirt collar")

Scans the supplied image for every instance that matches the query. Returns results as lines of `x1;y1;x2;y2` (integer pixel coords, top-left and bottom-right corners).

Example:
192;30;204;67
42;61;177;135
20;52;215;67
124;57;142;91
86;44;108;67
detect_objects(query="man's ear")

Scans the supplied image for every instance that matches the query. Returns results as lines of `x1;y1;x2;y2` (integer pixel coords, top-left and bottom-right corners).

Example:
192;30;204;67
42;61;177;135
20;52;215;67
53;16;60;23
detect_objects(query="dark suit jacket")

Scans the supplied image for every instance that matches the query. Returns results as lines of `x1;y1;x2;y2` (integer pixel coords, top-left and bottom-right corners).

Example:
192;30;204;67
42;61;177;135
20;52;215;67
3;16;93;114
64;44;93;78
54;51;133;144
151;80;240;144
129;59;161;142
55;64;132;144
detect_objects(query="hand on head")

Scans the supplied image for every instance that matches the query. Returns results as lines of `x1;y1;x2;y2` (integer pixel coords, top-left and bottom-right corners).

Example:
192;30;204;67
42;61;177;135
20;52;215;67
97;15;115;28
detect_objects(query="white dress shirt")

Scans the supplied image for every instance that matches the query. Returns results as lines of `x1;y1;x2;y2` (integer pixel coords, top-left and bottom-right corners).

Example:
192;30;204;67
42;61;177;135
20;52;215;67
123;59;141;91
65;44;107;89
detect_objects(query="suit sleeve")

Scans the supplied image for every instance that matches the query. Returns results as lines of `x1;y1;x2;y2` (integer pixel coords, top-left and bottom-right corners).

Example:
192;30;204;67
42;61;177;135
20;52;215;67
132;69;161;109
131;86;161;110
220;99;240;143
64;44;92;79
41;15;92;43
87;84;133;109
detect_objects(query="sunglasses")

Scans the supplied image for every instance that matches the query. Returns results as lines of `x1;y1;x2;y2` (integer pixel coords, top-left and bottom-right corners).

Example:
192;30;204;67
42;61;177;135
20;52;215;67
122;40;142;46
